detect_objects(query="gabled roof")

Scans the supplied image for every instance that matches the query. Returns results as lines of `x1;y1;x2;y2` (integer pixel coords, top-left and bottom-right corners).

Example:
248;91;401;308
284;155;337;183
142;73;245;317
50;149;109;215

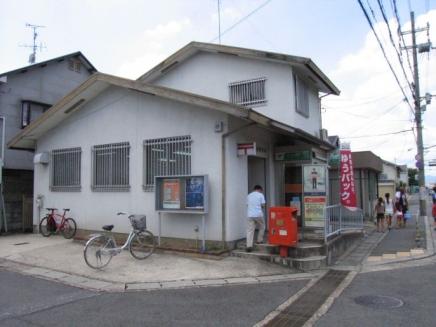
8;73;334;151
0;51;97;79
137;41;340;95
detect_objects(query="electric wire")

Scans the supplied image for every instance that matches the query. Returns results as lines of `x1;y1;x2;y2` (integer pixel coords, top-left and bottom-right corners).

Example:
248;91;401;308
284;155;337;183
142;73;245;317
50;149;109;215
345;99;405;136
377;0;415;98
210;0;273;42
391;0;414;78
357;0;415;113
341;128;412;139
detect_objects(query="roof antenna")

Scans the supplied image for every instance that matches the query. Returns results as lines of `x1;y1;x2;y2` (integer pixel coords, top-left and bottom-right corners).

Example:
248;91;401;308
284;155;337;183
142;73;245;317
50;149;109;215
217;0;221;44
20;23;46;64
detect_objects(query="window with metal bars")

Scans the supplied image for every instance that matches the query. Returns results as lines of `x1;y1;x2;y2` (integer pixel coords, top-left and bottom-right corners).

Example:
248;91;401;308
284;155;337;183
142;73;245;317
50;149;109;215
50;147;81;192
229;77;267;106
92;142;130;191
294;74;309;117
143;136;192;191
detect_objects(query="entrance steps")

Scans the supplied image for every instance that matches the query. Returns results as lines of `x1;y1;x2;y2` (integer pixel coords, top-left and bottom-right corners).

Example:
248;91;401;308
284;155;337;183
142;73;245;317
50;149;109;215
232;240;327;271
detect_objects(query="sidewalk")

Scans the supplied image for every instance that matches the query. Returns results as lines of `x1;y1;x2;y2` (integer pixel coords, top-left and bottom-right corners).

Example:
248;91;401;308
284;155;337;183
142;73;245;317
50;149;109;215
0;233;313;292
365;194;432;263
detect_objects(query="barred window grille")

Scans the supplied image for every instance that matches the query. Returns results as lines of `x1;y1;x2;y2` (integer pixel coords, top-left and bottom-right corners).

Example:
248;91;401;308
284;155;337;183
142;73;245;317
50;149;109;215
229;77;267;106
92;142;130;192
143;136;192;191
294;74;309;117
50;147;81;192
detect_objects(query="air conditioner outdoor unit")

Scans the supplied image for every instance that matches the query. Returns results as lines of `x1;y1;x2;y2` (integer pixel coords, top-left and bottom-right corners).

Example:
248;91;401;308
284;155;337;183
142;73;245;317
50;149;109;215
34;152;49;164
320;128;328;141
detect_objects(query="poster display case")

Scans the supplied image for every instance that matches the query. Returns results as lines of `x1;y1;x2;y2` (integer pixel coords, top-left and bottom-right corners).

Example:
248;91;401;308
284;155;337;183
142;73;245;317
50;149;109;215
155;175;209;214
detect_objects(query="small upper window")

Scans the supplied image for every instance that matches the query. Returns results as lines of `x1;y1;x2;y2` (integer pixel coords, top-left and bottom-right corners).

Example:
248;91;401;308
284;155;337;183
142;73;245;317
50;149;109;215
294;74;309;117
68;59;81;73
229;77;266;106
21;100;51;128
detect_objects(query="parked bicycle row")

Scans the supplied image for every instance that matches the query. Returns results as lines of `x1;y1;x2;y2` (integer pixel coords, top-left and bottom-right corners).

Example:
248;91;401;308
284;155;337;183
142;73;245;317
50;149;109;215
38;208;155;270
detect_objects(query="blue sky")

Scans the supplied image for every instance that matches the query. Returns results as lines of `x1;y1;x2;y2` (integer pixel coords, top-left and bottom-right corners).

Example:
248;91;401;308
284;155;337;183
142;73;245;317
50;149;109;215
1;0;436;175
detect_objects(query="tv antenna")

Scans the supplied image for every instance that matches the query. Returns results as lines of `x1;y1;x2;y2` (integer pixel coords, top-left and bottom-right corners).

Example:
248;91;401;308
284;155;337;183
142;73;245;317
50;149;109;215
20;23;46;64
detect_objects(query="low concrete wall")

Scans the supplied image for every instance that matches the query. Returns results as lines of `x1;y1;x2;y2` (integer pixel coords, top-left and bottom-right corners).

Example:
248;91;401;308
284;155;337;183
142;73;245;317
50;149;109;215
325;231;364;265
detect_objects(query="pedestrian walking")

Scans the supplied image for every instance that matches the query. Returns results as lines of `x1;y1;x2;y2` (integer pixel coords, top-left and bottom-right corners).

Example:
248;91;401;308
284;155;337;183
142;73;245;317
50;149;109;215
384;193;394;231
246;185;266;252
395;187;408;228
394;201;404;228
374;197;385;232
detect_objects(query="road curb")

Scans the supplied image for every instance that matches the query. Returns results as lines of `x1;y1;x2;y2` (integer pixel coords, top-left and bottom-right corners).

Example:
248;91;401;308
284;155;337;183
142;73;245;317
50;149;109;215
0;257;315;293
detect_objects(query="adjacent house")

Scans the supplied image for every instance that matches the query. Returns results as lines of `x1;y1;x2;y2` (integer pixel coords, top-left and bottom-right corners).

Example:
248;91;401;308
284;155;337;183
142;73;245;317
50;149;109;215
8;43;340;248
0;52;96;232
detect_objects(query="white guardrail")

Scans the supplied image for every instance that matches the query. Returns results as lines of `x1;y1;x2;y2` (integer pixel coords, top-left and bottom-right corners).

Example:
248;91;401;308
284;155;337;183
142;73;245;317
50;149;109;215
324;204;364;243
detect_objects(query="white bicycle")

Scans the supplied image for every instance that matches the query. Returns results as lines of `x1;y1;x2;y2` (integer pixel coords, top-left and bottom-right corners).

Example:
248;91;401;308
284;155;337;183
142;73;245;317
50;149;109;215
83;212;155;269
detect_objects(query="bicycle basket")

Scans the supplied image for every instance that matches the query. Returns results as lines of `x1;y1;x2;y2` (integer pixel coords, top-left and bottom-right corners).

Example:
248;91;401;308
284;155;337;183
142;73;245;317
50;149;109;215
130;215;147;231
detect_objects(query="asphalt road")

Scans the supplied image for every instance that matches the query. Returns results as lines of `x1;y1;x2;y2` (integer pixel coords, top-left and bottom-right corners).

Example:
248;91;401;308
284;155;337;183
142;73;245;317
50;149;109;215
0;269;307;327
315;262;436;327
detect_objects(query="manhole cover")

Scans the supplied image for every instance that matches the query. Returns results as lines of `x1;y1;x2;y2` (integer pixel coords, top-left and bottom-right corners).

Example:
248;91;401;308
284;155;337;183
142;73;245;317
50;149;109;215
354;295;404;309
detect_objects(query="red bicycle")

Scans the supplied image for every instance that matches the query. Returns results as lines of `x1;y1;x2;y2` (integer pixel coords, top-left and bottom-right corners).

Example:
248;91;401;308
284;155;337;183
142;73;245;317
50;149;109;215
39;208;77;239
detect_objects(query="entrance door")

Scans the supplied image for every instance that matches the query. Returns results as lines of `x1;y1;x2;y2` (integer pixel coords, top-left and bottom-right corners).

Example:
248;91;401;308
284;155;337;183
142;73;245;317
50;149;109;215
248;157;266;193
248;157;267;231
285;166;303;227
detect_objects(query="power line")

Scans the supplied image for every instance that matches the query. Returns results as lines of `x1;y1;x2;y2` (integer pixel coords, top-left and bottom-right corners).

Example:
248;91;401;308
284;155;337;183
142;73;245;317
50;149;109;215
210;0;273;42
377;0;415;98
341;128;412;139
346;99;405;136
391;0;414;76
357;0;415;113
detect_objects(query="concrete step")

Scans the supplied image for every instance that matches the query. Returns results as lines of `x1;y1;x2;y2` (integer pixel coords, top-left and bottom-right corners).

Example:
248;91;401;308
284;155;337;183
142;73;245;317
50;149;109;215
231;250;276;262
289;241;325;258
290;256;327;270
231;250;327;271
256;243;279;254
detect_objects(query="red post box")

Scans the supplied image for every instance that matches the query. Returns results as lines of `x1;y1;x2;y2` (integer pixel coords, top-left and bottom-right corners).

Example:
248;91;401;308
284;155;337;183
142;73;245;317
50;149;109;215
269;207;298;257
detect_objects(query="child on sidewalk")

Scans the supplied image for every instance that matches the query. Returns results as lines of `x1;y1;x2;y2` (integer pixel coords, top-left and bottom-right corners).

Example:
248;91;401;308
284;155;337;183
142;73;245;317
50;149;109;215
384;193;394;231
394;202;404;228
374;197;385;232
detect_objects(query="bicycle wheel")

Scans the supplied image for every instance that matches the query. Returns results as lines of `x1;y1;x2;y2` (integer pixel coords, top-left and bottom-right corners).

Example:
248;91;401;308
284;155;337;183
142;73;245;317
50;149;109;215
39;216;53;237
61;218;77;239
83;235;114;269
129;230;155;260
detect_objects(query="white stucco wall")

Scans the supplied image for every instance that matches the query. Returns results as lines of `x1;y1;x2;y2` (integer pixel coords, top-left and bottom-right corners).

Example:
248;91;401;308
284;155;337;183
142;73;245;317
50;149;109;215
224;118;279;241
151;52;322;137
381;163;397;180
34;86;229;241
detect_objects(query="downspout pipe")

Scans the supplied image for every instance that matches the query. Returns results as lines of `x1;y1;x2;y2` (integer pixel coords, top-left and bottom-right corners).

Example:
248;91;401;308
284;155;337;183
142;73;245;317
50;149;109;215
221;121;256;249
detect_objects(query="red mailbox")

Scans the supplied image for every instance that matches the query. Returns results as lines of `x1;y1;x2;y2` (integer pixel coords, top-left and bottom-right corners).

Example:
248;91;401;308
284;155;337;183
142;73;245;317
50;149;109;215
269;207;298;257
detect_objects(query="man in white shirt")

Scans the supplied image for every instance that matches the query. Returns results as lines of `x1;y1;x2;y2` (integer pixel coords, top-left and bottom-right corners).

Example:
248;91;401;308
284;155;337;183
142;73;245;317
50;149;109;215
246;185;266;252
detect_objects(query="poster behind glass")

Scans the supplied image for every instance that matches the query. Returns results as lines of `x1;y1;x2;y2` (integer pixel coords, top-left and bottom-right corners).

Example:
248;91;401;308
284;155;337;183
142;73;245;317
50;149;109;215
185;176;204;209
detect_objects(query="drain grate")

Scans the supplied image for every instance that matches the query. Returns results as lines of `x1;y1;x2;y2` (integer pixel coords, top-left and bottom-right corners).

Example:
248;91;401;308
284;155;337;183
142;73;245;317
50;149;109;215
13;242;30;246
354;295;404;309
265;270;350;327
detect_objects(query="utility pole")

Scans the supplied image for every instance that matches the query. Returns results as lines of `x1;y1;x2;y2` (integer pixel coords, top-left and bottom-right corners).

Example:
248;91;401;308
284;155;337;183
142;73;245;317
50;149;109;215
401;12;431;216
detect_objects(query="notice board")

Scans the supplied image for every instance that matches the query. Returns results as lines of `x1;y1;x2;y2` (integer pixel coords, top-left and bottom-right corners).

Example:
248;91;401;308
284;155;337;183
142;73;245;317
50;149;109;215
155;175;209;213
